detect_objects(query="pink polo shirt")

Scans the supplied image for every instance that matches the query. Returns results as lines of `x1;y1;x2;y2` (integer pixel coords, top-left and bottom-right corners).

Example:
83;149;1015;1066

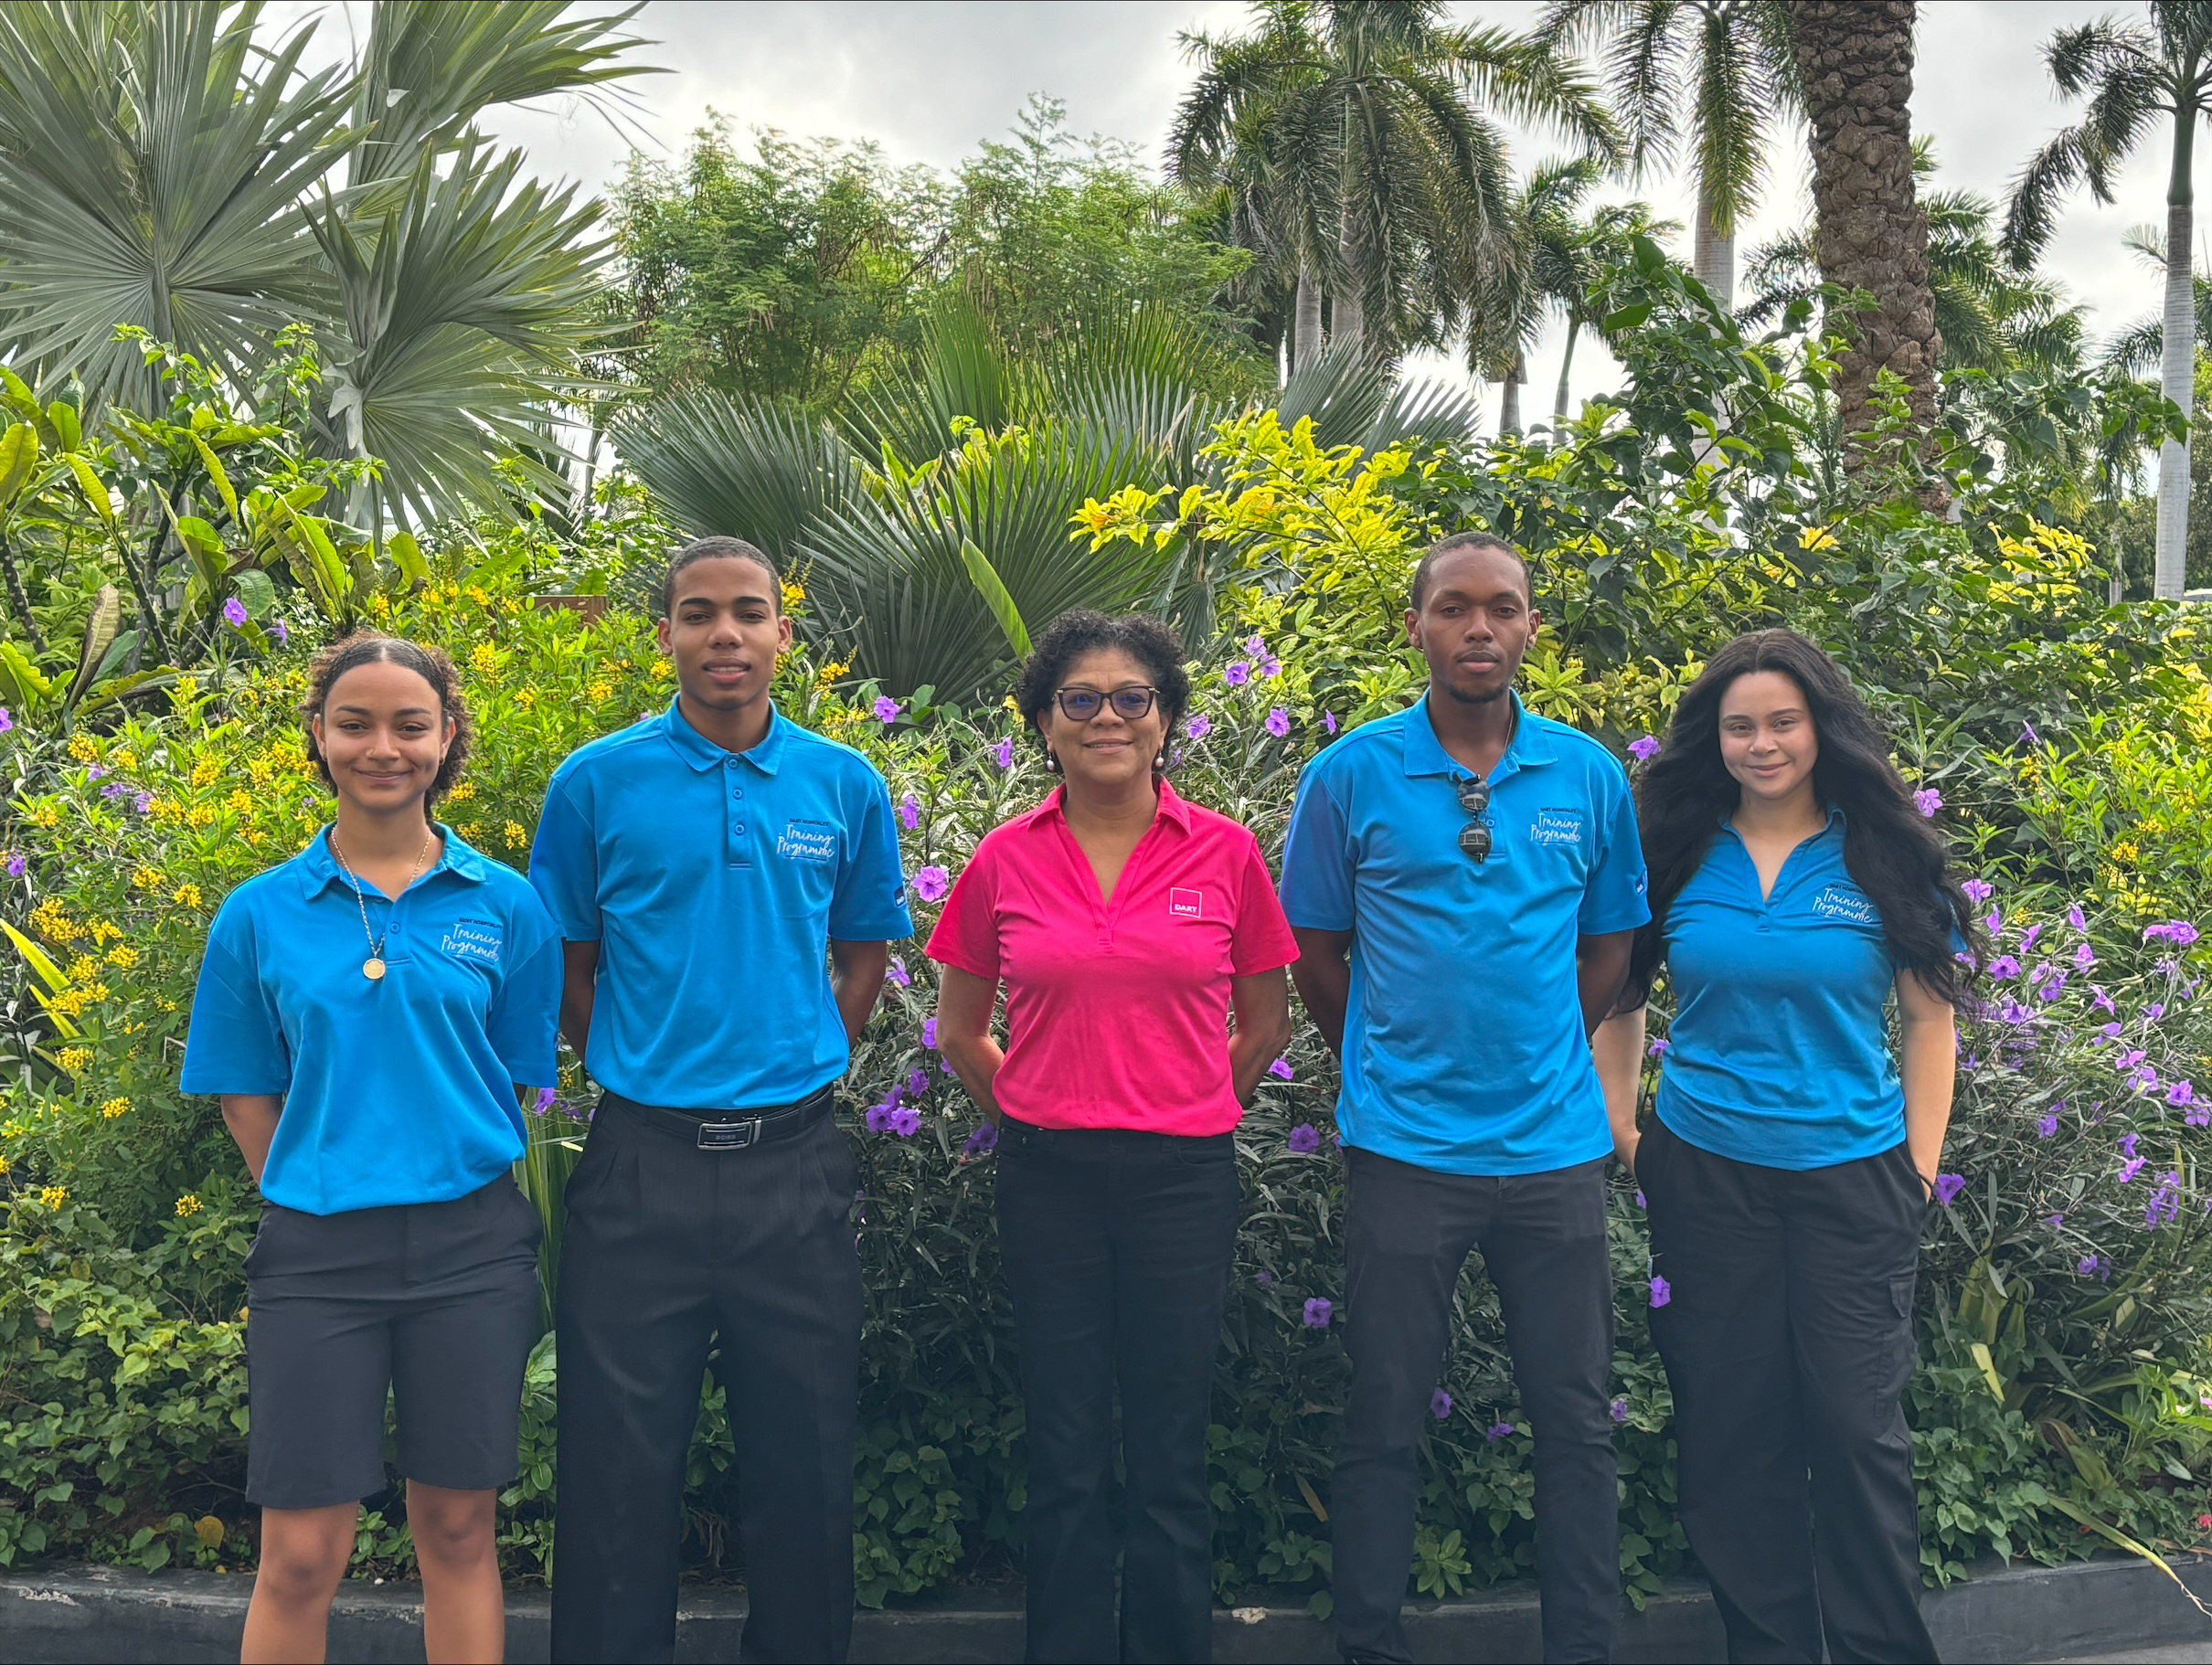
925;780;1299;1135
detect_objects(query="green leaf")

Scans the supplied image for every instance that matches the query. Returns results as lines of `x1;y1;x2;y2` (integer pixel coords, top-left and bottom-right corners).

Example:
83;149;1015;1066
958;538;1031;655
2;919;71;995
0;421;37;506
0;639;51;708
388;530;429;588
65;454;112;522
65;583;121;707
47;400;80;453
189;435;239;524
232;568;276;618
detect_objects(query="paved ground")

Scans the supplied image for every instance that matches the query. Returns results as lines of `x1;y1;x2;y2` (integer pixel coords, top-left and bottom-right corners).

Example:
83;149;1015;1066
2054;1649;2212;1663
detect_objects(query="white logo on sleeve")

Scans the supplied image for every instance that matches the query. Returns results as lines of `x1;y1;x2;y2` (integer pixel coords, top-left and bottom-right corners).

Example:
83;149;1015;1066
1531;809;1586;847
777;820;837;864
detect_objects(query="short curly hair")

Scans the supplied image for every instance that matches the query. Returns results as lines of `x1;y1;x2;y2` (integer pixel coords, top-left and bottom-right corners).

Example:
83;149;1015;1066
1013;610;1190;753
299;632;474;819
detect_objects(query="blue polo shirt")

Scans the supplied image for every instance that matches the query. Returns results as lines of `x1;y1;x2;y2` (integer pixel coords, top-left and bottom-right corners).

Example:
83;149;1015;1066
529;699;912;1110
1279;694;1649;1175
179;827;561;1215
1655;809;1906;1170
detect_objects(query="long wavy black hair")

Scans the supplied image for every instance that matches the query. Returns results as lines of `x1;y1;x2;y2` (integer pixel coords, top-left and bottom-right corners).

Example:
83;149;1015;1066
1622;629;1983;1010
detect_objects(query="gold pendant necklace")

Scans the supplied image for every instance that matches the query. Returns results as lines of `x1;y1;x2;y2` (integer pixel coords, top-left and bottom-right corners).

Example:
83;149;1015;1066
331;824;435;981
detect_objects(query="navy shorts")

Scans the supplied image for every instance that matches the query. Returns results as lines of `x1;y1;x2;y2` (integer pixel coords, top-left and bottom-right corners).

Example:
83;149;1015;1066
244;1175;542;1510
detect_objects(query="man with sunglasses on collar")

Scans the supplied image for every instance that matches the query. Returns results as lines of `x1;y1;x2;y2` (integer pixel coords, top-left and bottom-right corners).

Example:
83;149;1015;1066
1280;532;1648;1665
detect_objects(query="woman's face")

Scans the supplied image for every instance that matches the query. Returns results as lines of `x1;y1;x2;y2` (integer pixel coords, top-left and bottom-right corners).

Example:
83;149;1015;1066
312;661;453;817
1717;669;1818;806
1037;647;1169;794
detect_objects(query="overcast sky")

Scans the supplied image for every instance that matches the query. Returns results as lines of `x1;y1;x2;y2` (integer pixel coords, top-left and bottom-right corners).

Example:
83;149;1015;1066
278;0;2176;430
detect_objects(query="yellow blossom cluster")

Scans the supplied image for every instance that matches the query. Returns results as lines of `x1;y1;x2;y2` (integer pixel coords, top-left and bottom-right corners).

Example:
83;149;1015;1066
504;822;528;849
446;780;475;802
58;1047;91;1074
191;755;219;788
65;955;98;984
513;689;537;708
38;1185;66;1207
99;1098;129;1119
186;804;216;827
175;1194;202;1217
50;983;109;1018
472;643;499;676
173;884;203;908
106;945;139;970
68;734;100;763
89;918;121;945
588;681;612;702
132;866;163;892
29;802;58;829
29;899;80;941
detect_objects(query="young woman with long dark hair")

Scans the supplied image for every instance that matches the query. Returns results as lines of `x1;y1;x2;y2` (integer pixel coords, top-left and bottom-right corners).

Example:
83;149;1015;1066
181;634;561;1665
1592;629;1981;1664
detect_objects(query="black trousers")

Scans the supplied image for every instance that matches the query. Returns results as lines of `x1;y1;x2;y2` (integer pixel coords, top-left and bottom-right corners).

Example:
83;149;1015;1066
1332;1150;1617;1665
994;1119;1242;1664
550;1097;863;1665
1640;1115;1937;1665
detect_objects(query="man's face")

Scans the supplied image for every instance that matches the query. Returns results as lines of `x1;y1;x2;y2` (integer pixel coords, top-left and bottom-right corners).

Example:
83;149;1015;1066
655;556;792;713
1404;546;1539;705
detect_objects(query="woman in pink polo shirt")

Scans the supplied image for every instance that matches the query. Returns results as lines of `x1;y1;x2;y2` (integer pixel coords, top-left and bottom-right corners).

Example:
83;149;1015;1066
931;610;1296;1664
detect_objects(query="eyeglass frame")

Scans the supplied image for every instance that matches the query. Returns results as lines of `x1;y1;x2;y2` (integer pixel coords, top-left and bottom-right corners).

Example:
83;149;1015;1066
1453;775;1494;864
1053;685;1160;722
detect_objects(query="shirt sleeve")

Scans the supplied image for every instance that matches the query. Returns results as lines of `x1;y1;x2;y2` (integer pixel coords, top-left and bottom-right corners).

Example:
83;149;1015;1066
1278;768;1355;932
924;839;1002;981
1579;763;1653;936
178;923;291;1097
487;934;563;1088
828;767;917;942
529;771;601;941
1230;835;1300;974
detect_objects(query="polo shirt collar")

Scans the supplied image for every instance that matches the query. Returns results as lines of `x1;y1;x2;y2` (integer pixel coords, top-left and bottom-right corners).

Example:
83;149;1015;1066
658;695;789;777
295;822;491;899
1400;690;1556;780
1031;777;1196;834
1716;802;1847;841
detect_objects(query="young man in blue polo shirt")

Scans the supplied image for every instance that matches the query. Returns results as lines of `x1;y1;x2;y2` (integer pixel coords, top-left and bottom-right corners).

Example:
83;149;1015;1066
531;536;912;1665
1281;532;1647;1665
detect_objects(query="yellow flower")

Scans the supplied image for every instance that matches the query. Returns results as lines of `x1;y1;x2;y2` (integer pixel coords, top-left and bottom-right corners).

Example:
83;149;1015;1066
175;1194;202;1217
106;945;139;970
113;750;135;769
132;866;163;892
191;756;219;788
69;734;100;762
174;884;204;907
1798;525;1839;552
58;1047;90;1073
587;681;612;703
30;900;80;941
99;1097;129;1119
782;581;806;610
0;1155;8;1175
459;820;484;840
248;757;272;785
465;585;491;607
89;919;122;945
227;789;253;816
154;996;177;1012
2113;842;2140;864
186;804;216;827
30;803;58;830
472;643;498;676
38;1185;66;1207
503;821;528;849
815;660;849;685
368;592;391;619
65;955;98;984
513;688;537;708
650;658;673;679
445;780;475;802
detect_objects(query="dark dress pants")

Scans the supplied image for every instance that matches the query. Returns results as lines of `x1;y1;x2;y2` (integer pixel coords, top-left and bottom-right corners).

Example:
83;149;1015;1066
550;1098;863;1664
1332;1150;1618;1665
994;1119;1242;1664
1640;1115;1938;1665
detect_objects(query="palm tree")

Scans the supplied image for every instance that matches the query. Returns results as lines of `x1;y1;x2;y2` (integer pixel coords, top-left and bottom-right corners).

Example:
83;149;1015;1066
0;1;651;524
1537;0;1796;316
1170;0;1619;367
1793;0;1944;504
2005;4;2212;599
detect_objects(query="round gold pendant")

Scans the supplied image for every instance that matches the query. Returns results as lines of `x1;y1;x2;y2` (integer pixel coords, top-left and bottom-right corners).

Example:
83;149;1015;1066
363;957;387;981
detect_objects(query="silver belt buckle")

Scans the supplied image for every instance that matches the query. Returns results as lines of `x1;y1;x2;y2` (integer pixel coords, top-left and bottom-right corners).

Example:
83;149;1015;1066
697;1118;760;1151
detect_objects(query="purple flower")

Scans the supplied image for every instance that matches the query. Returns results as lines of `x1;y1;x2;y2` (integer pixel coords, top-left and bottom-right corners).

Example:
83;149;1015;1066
2079;1254;2111;1281
1255;1269;1274;1287
1245;634;1266;654
2093;987;2117;1014
2191;1106;2211;1129
2145;921;2202;947
1430;1387;1452;1421
1225;662;1250;686
960;1121;998;1158
2043;1213;2065;1228
2037;975;2068;1002
1303;1297;1332;1329
872;695;901;724
1647;1037;1669;1057
1264;706;1291;738
0;708;13;734
1999;998;2032;1025
1649;1276;1671;1308
1184;713;1211;740
85;764;103;780
990;737;1015;769
1988;956;2020;981
1485;1420;1515;1442
2023;719;2039;744
888;1106;921;1137
1628;735;1661;763
1962;879;1994;903
2020;924;2045;952
3;854;21;878
133;791;150;812
898;792;920;831
1323;712;1339;735
2170;1081;2196;1108
1288;1123;1321;1154
101;781;126;800
2122;1132;2142;1160
534;1086;556;1115
912;865;950;904
2147;1173;2183;1227
2068;904;2087;930
2074;942;2097;970
922;1017;939;1049
2122;1156;2147;1183
221;596;248;628
2037;1113;2059;1138
886;955;911;988
1932;1172;1966;1206
1258;652;1282;678
865;1100;897;1133
1610;1396;1628;1425
1634;1188;1645;1208
1913;788;1942;817
270;620;288;646
907;1067;930;1099
1983;907;2002;936
2149;1002;2167;1022
1268;1055;1294;1080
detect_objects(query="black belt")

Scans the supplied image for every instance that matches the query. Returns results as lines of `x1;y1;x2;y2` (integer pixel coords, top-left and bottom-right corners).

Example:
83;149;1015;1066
604;1086;835;1151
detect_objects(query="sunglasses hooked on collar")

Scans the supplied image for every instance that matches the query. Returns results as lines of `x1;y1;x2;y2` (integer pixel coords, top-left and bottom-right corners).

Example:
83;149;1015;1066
1454;776;1493;864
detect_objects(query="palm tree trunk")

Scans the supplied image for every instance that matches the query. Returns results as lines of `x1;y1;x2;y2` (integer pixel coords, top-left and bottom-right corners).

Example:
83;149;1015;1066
1335;218;1366;356
1294;265;1323;373
0;532;46;654
1553;317;1581;428
1692;180;1735;315
2158;106;2197;600
1793;0;1947;512
1499;355;1524;437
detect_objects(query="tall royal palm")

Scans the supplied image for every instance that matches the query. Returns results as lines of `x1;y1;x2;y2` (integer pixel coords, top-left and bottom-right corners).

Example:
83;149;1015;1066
1537;0;1796;316
1171;0;1618;367
2005;2;2212;599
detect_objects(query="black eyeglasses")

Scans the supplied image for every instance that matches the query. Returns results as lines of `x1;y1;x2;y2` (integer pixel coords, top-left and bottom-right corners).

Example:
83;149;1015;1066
1055;686;1158;721
1454;776;1494;864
